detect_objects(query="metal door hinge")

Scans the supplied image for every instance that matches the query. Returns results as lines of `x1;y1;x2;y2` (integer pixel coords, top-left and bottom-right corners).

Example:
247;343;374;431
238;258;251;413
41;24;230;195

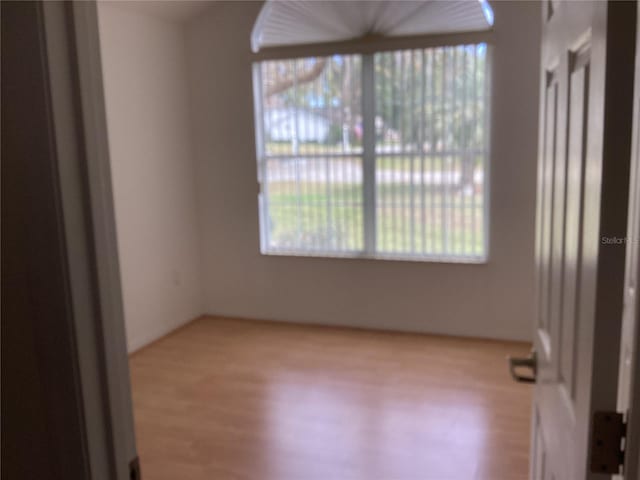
129;456;141;480
589;411;626;474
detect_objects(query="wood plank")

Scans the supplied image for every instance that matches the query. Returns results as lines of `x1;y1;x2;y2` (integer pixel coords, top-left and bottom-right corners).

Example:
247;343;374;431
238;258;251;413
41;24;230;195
130;316;532;480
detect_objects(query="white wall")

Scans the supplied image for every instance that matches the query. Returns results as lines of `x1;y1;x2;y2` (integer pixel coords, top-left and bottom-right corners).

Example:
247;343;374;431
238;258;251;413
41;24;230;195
98;3;203;352
186;1;541;341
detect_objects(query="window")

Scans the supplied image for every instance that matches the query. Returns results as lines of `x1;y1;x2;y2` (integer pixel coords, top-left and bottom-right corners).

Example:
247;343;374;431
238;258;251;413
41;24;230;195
254;44;490;262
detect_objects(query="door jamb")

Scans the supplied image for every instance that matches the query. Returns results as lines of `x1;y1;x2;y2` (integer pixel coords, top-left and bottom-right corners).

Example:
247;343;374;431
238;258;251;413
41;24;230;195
620;6;640;478
40;2;137;479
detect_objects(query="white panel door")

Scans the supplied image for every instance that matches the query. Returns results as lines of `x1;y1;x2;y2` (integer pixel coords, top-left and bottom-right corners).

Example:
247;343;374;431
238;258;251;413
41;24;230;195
528;1;637;479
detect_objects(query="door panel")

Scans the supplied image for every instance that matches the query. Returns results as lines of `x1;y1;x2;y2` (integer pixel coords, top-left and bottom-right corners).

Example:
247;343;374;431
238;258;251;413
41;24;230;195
532;1;636;479
536;69;558;355
559;48;589;402
547;57;568;370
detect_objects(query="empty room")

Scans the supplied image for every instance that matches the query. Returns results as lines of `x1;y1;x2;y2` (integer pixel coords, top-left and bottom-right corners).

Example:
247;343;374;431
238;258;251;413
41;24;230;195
3;1;640;480
95;0;638;478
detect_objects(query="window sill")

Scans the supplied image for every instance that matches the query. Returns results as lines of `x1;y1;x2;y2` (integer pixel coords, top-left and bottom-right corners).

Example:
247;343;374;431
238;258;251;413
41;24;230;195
260;249;488;265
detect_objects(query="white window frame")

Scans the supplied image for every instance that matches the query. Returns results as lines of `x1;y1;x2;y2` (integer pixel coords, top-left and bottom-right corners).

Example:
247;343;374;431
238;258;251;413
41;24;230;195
253;43;492;264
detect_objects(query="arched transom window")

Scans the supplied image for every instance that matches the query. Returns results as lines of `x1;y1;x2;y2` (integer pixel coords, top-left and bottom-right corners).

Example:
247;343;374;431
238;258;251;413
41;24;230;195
252;1;493;262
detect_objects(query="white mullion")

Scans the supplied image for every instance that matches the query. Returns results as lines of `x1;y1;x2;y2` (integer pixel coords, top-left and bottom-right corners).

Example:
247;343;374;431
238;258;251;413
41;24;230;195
472;47;479;255
402;52;409;252
362;53;376;255
482;45;492;260
420;49;426;255
252;62;269;252
451;47;458;256
409;50;416;254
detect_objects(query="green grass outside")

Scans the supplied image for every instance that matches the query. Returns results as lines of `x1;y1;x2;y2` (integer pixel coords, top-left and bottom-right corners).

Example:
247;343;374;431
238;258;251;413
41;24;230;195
265;182;485;256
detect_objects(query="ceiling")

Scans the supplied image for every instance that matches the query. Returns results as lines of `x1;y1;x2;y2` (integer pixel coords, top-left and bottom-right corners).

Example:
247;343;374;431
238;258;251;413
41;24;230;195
99;0;214;23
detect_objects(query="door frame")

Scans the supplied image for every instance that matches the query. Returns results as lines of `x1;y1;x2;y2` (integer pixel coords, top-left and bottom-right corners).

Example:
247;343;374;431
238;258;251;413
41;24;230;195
620;5;640;478
39;2;137;479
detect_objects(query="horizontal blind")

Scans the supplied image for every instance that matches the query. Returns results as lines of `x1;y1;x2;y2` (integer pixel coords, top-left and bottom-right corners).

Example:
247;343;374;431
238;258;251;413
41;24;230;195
254;44;489;262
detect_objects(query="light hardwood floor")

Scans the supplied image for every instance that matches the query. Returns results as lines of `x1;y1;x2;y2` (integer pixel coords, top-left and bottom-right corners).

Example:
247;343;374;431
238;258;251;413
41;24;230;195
129;316;532;480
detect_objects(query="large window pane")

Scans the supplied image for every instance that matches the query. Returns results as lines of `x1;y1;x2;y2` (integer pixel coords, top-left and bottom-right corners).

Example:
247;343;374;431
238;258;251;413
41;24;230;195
254;45;489;261
257;55;363;254
264;157;363;252
374;45;489;259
